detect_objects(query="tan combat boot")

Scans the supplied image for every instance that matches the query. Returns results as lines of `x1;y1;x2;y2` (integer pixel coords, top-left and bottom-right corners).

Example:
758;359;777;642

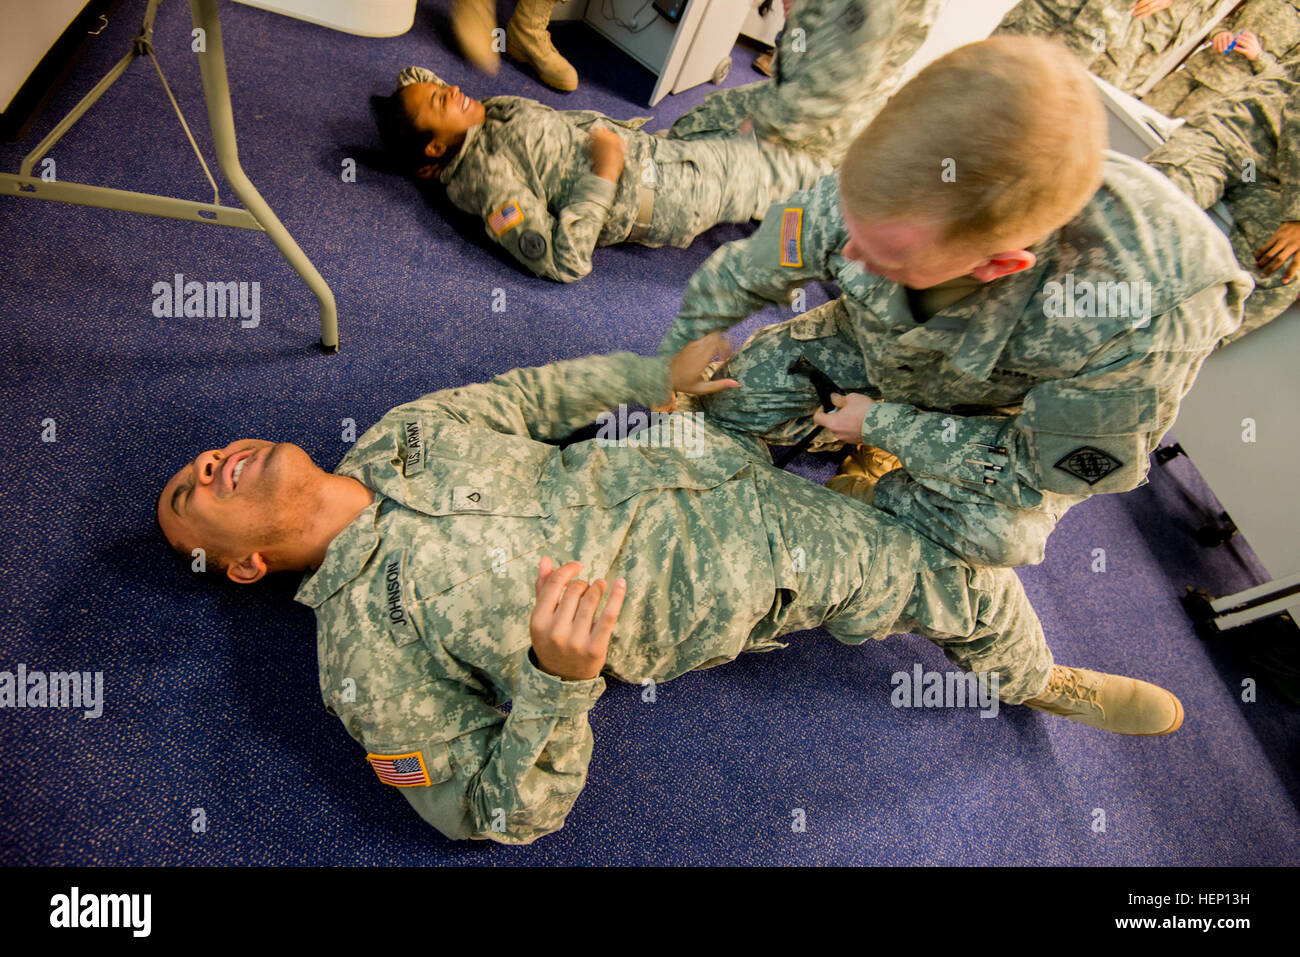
1023;665;1184;736
506;0;579;91
452;0;500;75
825;444;902;504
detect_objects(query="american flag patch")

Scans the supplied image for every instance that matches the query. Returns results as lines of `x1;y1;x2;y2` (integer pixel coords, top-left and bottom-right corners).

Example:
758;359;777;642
779;207;803;267
366;751;432;788
488;200;524;236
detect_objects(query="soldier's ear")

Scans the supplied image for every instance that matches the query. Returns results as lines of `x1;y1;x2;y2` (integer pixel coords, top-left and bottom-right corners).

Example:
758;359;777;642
970;250;1036;283
424;138;447;160
226;552;268;585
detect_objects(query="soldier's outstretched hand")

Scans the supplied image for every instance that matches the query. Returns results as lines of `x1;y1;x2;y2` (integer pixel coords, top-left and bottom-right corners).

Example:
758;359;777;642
529;558;626;681
670;333;741;395
1255;222;1300;283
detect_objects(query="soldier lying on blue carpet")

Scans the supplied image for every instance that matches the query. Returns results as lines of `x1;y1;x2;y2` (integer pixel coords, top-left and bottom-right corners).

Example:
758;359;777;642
660;36;1253;571
375;65;830;284
156;336;1184;845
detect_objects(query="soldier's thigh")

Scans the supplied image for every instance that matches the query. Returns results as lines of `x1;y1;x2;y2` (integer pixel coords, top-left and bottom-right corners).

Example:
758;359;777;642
1147;124;1236;207
700;300;872;442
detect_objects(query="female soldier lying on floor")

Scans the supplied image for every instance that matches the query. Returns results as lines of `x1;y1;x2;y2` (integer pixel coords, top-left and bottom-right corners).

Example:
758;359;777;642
374;66;831;283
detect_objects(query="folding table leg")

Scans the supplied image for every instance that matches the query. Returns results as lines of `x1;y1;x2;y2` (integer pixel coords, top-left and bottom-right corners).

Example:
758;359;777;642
188;0;339;351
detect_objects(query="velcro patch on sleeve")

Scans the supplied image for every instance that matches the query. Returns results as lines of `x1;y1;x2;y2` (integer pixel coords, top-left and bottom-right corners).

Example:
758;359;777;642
366;751;432;788
488;200;525;237
779;207;803;267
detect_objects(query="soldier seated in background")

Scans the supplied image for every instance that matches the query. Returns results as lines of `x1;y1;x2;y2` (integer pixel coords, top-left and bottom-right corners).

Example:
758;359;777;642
375;66;830;284
1142;0;1300;118
995;0;1225;96
1146;72;1300;341
156;338;1183;845
659;36;1253;571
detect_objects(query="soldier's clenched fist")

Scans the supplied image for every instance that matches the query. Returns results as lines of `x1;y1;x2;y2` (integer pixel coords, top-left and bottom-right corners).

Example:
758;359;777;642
529;558;626;680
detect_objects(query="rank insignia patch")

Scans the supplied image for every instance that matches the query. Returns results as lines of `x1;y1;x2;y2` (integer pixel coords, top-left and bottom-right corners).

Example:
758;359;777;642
366;751;431;788
488;201;524;236
779;208;803;267
1054;446;1122;485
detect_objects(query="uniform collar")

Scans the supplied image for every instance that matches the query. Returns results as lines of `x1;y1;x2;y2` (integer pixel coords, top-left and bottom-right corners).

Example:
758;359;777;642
846;246;1045;382
293;497;382;609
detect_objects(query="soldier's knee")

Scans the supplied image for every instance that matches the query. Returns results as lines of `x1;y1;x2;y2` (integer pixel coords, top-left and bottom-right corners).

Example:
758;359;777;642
965;532;1048;569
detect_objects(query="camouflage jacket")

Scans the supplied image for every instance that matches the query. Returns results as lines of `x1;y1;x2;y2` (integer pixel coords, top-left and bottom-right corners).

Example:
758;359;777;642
295;353;795;844
661;153;1253;510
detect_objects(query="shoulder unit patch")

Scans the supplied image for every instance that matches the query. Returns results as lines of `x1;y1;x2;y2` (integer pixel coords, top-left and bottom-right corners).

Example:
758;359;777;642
518;229;547;259
366;751;432;787
1054;446;1122;485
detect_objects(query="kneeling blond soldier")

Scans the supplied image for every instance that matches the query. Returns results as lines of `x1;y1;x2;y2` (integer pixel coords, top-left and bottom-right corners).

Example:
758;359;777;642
157;339;1182;845
659;36;1253;569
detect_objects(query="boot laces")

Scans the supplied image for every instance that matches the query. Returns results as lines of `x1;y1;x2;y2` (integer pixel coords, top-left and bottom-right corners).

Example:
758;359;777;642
1048;668;1100;707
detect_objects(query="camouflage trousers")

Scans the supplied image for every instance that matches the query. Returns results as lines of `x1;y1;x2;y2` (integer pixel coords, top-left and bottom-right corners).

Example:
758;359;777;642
1147;116;1298;342
692;302;1084;568
642;132;830;247
744;460;1055;705
666;81;866;166
666;0;939;165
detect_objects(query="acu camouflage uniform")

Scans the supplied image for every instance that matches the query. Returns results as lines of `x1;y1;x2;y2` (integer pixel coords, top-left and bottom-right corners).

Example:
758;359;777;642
397;66;828;284
296;352;1054;844
1142;0;1300;117
1146;72;1300;340
659;154;1252;568
997;0;1225;94
666;0;943;166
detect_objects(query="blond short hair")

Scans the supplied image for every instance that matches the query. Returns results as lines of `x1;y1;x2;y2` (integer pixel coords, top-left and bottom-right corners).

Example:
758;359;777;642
841;35;1107;251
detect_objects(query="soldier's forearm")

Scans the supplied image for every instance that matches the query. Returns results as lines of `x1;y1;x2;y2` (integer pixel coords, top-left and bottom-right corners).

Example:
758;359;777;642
861;402;1042;510
489;352;674;440
659;253;776;356
543;173;617;283
464;657;605;843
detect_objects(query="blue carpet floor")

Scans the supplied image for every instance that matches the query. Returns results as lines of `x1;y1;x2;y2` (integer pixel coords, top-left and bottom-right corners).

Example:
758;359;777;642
0;0;1296;866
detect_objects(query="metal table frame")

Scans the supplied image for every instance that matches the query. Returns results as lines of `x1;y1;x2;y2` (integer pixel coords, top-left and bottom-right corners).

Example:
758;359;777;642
0;0;339;351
